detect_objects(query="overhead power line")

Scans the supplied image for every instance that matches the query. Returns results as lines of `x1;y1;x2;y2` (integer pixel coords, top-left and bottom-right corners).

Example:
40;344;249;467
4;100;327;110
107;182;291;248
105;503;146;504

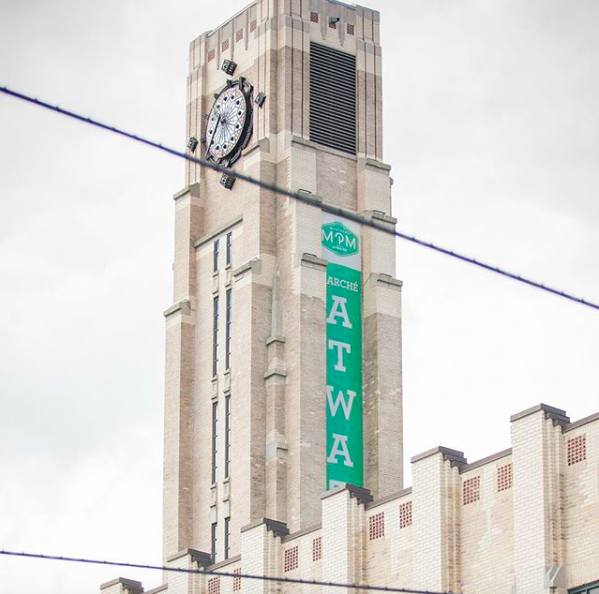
0;550;454;594
0;85;597;312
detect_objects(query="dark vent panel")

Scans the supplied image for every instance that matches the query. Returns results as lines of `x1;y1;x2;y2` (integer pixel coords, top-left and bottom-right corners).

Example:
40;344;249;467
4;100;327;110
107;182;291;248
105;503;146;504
309;42;356;155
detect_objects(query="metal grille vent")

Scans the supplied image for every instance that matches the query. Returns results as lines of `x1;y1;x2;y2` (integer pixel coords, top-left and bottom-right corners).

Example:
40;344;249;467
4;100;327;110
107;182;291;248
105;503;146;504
309;42;356;155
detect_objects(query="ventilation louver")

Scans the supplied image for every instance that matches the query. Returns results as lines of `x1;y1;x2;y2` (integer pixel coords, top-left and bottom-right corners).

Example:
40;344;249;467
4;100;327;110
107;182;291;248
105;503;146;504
309;42;356;155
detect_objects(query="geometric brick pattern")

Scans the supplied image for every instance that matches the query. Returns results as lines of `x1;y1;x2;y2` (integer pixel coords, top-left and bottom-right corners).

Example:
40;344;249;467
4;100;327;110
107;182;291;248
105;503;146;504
284;546;299;572
222;39;229;52
568;434;587;466
497;463;513;492
235;29;244;42
463;476;480;505
399;501;412;529
312;536;322;562
233;568;241;592
208;577;220;594
310;11;319;23
369;512;385;540
207;48;215;62
346;24;355;35
250;20;257;33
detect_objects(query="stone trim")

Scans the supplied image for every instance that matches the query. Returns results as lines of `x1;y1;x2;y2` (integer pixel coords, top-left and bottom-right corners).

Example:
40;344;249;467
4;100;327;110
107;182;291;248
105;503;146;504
371;210;397;225
321;483;373;505
365;487;412;510
510;403;570;426
145;585;168;594
233;258;261;279
173;182;199;201
564;411;599;433
240;517;290;538
266;335;286;346
290;135;358;162
368;272;403;290
264;368;287;380
358;157;391;172
194;216;243;249
100;578;143;593
411;446;467;468
166;548;212;567
300;253;328;270
208;554;241;571
163;299;192;317
242;137;269;157
459;448;512;474
282;523;322;543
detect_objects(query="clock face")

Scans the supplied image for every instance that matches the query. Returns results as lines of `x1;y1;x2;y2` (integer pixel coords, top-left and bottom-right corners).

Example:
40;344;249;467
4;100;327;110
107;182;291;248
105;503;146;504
205;80;252;165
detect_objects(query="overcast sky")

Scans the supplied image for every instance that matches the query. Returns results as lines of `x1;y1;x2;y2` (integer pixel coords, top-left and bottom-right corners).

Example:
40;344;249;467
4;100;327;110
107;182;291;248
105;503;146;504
1;1;598;592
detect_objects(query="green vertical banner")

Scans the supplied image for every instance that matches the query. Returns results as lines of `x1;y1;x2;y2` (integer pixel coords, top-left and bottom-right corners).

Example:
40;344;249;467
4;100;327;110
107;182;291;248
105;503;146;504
321;213;363;490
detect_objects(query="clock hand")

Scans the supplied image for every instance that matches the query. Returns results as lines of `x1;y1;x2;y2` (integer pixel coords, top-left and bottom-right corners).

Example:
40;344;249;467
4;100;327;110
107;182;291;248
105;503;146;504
206;112;221;155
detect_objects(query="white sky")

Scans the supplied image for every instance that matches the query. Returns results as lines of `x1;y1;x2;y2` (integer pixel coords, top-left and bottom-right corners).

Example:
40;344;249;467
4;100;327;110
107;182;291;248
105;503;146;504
1;1;598;592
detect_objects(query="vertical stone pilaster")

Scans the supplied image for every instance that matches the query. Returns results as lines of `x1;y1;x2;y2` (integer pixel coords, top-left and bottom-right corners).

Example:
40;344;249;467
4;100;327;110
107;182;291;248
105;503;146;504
411;447;466;593
511;404;569;594
164;184;204;561
165;549;211;594
321;485;371;594
265;272;288;521
241;520;289;594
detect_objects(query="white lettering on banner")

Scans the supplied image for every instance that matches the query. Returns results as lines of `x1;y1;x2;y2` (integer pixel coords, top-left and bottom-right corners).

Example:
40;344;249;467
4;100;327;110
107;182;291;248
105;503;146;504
326;386;356;420
326;277;359;292
327;340;351;371
326;295;353;328
327;434;354;467
329;480;345;489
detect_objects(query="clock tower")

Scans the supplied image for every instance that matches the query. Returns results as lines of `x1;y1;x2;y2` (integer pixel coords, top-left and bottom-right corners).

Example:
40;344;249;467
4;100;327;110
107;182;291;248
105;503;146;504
163;0;402;568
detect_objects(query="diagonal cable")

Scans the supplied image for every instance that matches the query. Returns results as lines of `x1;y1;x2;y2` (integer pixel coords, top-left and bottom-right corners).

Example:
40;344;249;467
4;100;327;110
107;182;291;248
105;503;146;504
0;550;455;594
0;85;597;311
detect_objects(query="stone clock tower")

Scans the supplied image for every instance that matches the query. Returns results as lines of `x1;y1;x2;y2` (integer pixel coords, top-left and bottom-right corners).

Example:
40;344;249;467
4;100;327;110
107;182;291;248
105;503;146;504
163;0;402;568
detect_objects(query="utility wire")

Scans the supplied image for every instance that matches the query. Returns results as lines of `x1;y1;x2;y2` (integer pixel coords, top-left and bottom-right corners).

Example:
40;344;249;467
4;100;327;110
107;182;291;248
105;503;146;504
0;550;454;594
0;85;597;312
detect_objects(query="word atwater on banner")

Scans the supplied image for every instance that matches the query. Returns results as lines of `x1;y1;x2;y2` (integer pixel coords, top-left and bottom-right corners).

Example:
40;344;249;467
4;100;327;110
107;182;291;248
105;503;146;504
321;213;363;490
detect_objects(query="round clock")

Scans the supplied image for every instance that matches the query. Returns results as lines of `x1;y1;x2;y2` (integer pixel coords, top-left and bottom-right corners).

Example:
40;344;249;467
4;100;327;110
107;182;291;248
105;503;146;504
205;77;253;167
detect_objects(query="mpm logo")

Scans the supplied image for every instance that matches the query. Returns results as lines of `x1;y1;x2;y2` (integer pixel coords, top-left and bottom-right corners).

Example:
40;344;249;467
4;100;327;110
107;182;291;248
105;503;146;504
322;222;359;257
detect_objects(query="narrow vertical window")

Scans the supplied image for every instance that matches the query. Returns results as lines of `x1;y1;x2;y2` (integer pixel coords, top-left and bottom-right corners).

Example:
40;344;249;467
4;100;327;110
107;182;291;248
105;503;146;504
226;232;232;266
211;522;218;562
214;239;220;272
224;517;231;560
225;395;231;479
225;289;232;370
213;295;219;376
212;401;218;484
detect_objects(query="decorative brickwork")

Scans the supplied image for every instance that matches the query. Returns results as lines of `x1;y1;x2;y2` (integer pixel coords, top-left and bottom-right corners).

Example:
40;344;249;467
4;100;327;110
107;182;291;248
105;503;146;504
284;546;299;572
249;20;257;32
463;476;480;505
568;434;586;466
399;501;412;528
235;29;243;42
310;11;319;23
222;39;229;51
346;24;355;35
497;463;513;492
233;568;241;592
369;512;385;540
208;577;220;594
207;48;215;62
312;536;322;562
